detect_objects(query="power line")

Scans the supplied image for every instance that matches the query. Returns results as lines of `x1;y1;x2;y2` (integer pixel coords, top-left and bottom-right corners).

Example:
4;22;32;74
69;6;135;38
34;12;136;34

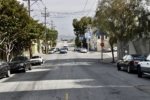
86;0;97;16
82;0;89;15
40;0;46;7
35;2;43;12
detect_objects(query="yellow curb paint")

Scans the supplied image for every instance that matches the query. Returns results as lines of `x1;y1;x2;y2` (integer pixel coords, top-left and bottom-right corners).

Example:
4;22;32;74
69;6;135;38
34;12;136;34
66;74;68;78
66;93;68;100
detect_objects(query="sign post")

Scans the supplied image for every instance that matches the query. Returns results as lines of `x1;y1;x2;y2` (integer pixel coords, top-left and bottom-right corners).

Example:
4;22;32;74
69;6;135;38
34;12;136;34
101;35;104;60
79;36;84;48
85;32;92;52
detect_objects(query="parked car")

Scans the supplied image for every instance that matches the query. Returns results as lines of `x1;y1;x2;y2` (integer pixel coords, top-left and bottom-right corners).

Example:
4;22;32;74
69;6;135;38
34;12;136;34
60;48;67;54
9;56;32;73
74;47;78;51
113;46;117;51
48;48;56;54
30;56;43;65
0;60;10;78
51;47;56;52
80;48;87;53
103;48;111;52
137;54;150;77
117;54;146;73
63;46;68;50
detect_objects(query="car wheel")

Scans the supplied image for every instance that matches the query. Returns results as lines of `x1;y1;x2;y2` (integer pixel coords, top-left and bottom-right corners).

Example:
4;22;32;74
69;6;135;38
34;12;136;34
127;65;131;73
23;66;26;73
29;64;32;70
6;70;10;77
117;63;121;70
138;66;142;77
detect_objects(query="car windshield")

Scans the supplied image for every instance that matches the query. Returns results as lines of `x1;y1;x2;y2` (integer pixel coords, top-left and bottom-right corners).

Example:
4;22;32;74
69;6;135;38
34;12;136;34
50;48;55;51
61;48;66;50
11;57;25;62
51;48;55;50
132;55;146;60
31;56;39;59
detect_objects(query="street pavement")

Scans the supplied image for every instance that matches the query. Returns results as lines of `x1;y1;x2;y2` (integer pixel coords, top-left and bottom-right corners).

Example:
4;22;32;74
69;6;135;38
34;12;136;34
0;46;150;100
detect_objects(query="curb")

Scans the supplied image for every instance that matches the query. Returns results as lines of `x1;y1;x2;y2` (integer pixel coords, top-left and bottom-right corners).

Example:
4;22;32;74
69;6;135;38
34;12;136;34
99;59;117;66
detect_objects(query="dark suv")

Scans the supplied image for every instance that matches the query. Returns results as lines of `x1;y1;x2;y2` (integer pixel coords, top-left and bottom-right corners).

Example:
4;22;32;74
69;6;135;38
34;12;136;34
63;46;68;50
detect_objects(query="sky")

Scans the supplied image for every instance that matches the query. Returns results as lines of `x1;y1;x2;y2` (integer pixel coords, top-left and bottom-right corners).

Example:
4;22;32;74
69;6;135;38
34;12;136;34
17;0;99;39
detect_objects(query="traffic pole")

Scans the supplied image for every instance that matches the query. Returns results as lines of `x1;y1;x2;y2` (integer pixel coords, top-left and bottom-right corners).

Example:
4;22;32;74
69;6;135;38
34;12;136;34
101;35;104;60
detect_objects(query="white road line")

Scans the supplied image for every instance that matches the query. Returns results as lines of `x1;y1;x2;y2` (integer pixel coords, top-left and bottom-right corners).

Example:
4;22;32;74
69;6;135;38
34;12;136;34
0;79;134;92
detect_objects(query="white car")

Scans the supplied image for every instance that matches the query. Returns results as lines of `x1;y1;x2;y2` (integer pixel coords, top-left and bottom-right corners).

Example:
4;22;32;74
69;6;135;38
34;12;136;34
113;47;117;51
48;47;56;54
80;48;87;53
137;54;149;77
30;56;44;65
51;47;56;52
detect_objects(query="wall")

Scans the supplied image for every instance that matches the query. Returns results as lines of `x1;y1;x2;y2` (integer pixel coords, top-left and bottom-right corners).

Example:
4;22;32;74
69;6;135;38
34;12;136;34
96;35;110;51
128;38;150;55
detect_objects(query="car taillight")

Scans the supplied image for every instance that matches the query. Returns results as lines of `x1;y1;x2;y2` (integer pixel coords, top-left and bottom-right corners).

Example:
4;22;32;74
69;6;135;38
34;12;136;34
133;60;139;65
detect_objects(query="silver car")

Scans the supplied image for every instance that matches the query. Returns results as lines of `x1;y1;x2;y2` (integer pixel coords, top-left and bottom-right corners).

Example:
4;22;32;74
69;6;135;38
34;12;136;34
60;48;67;54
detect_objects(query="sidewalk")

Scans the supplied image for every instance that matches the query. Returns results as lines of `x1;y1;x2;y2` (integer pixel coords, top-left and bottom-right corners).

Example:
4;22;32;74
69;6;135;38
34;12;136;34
33;53;46;56
88;51;118;66
99;57;117;66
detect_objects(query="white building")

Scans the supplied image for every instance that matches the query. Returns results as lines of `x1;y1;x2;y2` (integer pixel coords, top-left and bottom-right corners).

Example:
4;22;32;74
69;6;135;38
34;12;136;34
89;32;111;51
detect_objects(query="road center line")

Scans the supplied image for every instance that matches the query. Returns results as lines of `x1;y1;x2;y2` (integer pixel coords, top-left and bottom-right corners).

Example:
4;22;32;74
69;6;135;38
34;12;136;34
66;74;68;78
65;93;68;100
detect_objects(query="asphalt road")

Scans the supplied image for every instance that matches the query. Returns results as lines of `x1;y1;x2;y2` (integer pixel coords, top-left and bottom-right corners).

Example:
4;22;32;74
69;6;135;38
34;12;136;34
0;46;150;100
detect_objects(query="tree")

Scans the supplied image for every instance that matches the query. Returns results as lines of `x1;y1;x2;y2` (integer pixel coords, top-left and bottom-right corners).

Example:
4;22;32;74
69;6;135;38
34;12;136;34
72;17;92;47
108;34;117;63
46;28;58;48
94;0;147;59
14;20;45;56
0;0;30;62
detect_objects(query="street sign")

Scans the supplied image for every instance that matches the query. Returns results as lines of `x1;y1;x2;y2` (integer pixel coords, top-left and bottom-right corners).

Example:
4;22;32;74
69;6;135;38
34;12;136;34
85;32;92;39
97;31;101;36
79;36;84;40
100;42;104;47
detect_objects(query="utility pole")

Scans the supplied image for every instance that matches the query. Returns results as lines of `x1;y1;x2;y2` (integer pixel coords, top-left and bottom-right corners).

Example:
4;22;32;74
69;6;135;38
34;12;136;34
50;20;56;30
27;0;32;58
87;25;91;52
51;20;54;30
85;25;92;52
23;0;40;58
41;7;49;54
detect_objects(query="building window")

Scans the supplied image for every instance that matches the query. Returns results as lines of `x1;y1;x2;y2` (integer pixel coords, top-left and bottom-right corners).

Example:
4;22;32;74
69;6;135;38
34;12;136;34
105;35;107;39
